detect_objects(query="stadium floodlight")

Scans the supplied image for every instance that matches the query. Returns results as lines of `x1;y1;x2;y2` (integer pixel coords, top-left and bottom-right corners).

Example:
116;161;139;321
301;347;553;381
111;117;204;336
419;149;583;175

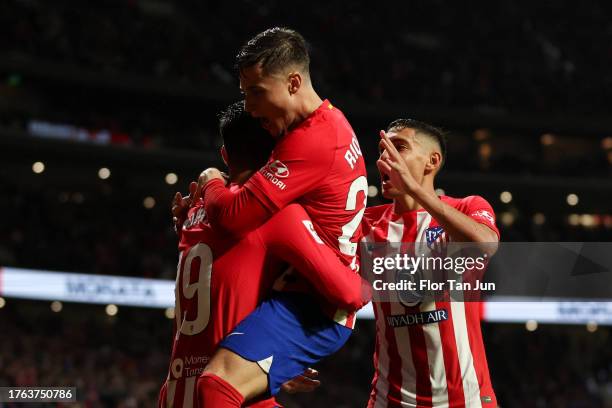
165;173;178;185
50;301;63;312
367;185;378;197
525;320;538;332
566;193;579;206
500;191;512;204
106;304;119;316
533;213;546;225
32;161;45;174
143;196;156;209
98;167;111;180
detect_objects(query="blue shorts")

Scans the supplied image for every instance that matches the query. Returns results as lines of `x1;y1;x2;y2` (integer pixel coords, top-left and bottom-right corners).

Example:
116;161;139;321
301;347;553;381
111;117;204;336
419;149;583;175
219;291;352;396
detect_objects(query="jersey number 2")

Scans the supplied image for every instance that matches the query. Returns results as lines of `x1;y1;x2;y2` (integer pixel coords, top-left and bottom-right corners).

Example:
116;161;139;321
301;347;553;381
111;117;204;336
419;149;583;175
339;176;368;270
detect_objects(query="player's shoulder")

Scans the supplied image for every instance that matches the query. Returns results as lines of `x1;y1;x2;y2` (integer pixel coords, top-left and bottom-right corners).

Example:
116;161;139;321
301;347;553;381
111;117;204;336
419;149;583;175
363;204;394;230
441;194;493;212
289;100;350;143
317;100;354;138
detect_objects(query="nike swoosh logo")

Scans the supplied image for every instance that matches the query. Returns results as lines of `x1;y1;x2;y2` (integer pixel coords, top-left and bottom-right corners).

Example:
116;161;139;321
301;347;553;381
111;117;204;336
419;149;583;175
227;332;244;337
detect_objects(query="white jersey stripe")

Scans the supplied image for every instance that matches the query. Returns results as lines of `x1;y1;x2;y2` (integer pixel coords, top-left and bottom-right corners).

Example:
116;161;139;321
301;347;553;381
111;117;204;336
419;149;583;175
420;301;450;407
364;231;390;408
415;212;450;407
387;219;416;407
415;212;432;256
389;215;421;408
373;300;391;408
451;301;483;407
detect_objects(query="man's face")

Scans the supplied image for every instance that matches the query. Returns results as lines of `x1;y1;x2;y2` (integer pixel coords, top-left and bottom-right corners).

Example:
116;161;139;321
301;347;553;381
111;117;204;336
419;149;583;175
378;128;429;199
240;64;292;138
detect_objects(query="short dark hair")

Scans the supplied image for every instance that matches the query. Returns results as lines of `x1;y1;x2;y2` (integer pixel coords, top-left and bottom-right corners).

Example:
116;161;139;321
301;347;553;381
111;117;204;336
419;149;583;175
386;118;447;169
236;27;310;75
219;101;274;171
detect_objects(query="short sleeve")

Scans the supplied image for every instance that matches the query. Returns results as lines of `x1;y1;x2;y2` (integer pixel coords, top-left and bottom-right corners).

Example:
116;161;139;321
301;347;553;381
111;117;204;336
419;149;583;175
463;196;500;239
245;125;336;212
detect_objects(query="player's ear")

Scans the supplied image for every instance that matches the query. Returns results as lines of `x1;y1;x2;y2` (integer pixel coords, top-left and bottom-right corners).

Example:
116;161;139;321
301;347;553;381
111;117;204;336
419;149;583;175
425;151;441;174
220;145;228;166
288;72;302;95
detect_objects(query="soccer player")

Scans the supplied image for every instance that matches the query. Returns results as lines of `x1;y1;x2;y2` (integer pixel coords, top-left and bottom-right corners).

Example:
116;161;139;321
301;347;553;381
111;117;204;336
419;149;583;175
159;102;367;408
195;27;368;407
364;119;499;407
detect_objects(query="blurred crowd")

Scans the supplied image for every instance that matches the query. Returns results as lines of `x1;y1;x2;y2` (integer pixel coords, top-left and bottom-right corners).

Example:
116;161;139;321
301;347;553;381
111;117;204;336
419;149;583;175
1;0;611;115
1;301;611;408
0;180;178;279
0;302;170;407
486;324;612;408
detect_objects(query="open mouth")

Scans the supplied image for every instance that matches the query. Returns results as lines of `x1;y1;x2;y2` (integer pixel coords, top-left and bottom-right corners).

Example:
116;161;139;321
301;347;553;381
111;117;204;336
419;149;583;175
382;174;390;182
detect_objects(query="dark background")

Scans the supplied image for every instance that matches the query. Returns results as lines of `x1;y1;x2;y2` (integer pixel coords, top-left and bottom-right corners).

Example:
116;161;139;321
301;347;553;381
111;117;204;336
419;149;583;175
0;1;611;406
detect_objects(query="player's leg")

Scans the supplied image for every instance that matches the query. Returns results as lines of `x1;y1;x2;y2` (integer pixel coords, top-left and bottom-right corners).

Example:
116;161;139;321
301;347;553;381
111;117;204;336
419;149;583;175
198;347;268;403
196;291;352;406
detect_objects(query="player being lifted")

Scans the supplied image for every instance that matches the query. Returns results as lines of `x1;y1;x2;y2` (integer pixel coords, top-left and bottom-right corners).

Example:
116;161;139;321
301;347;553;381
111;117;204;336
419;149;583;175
364;119;499;407
159;102;366;408
194;28;369;407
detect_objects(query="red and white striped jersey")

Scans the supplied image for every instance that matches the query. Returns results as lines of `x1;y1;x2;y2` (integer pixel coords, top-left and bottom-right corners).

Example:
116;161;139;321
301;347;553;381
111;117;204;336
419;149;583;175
363;195;499;408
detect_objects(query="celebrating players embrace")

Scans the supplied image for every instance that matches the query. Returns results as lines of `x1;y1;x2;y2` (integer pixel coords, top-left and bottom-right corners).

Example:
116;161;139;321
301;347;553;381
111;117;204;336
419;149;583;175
161;27;500;408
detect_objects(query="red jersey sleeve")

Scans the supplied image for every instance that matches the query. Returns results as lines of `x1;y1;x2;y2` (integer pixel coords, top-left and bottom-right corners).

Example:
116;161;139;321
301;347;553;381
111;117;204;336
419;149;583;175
244;121;336;212
462;195;500;239
201;121;335;235
257;203;370;311
202;180;271;236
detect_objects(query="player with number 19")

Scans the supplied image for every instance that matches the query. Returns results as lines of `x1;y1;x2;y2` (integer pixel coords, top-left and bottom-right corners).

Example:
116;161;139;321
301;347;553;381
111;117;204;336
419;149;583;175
158;103;367;408
196;27;368;407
